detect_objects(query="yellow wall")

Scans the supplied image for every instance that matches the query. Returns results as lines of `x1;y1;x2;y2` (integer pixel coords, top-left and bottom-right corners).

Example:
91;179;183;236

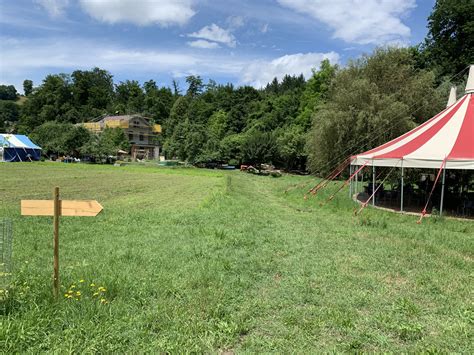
105;120;129;129
83;122;101;131
152;124;162;133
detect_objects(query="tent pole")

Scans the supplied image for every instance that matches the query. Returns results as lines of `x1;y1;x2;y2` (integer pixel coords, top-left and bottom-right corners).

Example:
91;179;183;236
400;161;404;212
349;165;353;197
355;165;359;196
440;168;446;216
372;163;375;206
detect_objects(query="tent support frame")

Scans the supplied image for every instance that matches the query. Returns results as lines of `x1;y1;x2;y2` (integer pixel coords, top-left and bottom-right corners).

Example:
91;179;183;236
355;165;358;196
400;160;404;212
372;163;375;206
440;168;446;216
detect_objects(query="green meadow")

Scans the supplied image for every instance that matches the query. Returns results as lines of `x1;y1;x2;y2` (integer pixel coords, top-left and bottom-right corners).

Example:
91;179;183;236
1;163;472;352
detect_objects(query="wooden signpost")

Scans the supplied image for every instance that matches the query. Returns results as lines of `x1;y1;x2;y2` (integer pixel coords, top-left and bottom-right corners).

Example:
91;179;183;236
21;187;103;298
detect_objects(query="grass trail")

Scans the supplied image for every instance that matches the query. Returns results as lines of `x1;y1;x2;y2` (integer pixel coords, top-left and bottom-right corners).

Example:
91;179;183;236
1;163;472;352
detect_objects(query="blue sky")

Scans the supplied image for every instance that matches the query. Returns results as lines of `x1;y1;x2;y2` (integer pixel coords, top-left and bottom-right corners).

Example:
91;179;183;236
0;0;436;93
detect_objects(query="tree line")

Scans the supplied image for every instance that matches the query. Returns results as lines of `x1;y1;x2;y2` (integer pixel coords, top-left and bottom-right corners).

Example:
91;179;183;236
0;0;472;171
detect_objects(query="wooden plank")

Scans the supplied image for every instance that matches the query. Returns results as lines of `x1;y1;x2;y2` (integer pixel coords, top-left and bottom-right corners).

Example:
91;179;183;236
21;200;54;216
21;200;103;216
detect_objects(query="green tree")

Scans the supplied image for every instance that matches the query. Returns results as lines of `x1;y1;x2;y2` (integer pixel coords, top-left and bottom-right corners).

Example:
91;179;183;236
242;130;276;165
81;128;129;160
19;74;74;131
30;121;91;156
0;100;20;131
423;0;474;79
71;68;114;119
0;85;18;100
186;75;203;97
99;127;130;156
275;125;306;170
115;80;144;114
23;80;33;96
143;80;174;124
307;47;445;175
296;59;337;128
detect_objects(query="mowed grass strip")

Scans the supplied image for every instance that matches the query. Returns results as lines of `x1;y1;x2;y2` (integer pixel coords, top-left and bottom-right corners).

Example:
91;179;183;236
0;163;472;352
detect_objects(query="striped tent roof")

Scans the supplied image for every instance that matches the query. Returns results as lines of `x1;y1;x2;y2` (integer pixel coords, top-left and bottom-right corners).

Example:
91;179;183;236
0;134;42;150
351;65;474;170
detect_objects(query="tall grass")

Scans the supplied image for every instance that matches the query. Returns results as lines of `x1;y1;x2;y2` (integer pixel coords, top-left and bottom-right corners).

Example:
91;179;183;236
0;163;472;352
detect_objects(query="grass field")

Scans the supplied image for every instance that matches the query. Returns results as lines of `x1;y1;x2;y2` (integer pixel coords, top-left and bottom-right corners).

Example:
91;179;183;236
1;163;473;352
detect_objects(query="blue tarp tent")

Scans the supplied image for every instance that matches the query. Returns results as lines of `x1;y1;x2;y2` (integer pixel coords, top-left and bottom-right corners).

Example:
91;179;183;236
0;134;42;162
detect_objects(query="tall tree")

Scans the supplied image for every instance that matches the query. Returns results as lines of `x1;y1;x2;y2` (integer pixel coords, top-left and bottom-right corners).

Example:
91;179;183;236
185;75;203;97
0;101;20;132
423;0;474;79
0;85;17;100
23;80;33;96
115;80;144;114
306;48;445;175
71;68;114;116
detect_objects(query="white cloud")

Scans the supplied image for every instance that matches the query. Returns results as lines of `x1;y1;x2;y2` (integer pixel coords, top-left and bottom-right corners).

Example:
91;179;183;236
226;16;245;30
188;24;236;48
0;36;340;91
0;36;244;84
277;0;416;45
240;52;340;88
187;40;220;49
79;0;195;26
34;0;69;17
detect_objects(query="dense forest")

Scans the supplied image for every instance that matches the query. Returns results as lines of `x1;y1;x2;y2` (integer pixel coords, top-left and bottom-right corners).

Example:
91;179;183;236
1;0;472;174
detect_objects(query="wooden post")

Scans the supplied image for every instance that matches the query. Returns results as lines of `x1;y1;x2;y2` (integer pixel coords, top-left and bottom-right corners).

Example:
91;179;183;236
53;187;60;298
21;192;102;299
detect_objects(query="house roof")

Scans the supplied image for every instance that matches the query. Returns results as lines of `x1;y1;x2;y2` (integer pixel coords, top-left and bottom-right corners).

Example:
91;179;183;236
101;114;151;123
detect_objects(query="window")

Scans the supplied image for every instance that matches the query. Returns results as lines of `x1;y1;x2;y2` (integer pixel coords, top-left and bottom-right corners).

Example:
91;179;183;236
139;134;144;141
128;133;133;141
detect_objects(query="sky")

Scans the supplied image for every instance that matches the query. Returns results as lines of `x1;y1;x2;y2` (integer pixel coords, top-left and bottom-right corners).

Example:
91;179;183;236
0;0;436;93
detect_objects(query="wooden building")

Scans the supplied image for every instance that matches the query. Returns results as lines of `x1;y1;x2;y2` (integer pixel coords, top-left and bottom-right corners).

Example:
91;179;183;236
83;114;161;160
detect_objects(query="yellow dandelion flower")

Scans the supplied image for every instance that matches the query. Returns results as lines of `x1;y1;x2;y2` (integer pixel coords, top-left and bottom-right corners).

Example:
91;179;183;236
68;290;74;294
93;292;99;297
79;279;85;283
100;298;107;304
70;285;76;289
64;293;69;297
76;291;81;296
98;287;106;292
90;283;95;287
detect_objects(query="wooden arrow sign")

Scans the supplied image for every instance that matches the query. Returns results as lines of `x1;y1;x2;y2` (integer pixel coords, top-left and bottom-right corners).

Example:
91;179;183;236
20;187;103;299
21;199;103;216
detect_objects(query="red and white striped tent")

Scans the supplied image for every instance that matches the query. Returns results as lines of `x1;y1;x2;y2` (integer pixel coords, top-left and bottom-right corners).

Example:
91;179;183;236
351;65;474;170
